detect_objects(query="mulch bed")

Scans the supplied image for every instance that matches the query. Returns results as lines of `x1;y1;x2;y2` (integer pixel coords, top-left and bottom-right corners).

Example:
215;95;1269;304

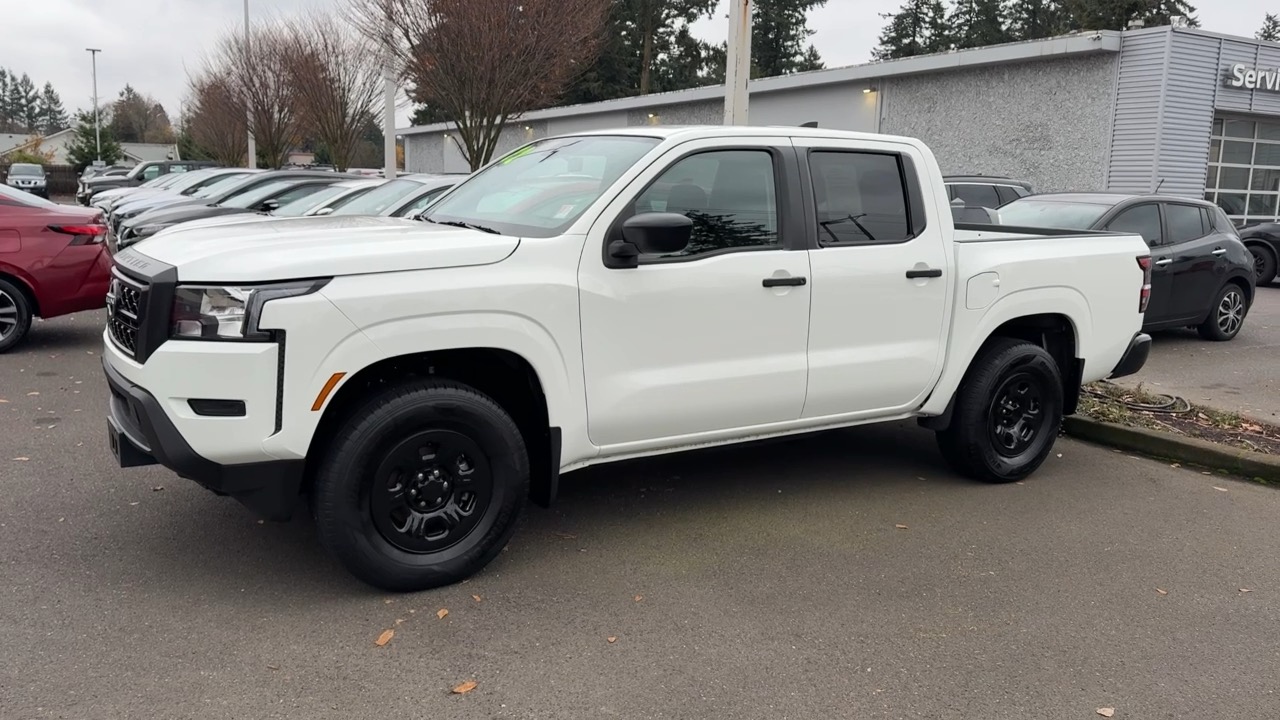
1079;382;1280;456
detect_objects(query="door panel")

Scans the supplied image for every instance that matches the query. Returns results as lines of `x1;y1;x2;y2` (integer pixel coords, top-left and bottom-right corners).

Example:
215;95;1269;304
578;140;811;448
795;142;950;418
1163;203;1221;322
1105;204;1172;324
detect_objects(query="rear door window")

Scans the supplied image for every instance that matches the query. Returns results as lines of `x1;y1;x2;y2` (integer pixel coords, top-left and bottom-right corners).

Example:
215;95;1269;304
1165;203;1207;243
810;151;912;245
1105;204;1162;246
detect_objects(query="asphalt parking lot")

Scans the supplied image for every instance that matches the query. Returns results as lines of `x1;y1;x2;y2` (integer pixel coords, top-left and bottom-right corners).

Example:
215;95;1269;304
3;311;1280;719
1114;285;1280;420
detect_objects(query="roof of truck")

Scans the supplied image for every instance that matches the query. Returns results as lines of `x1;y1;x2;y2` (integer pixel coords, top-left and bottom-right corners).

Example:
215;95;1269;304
553;125;928;147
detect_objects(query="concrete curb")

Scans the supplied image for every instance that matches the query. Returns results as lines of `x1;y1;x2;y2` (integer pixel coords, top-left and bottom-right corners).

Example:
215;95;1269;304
1062;415;1280;484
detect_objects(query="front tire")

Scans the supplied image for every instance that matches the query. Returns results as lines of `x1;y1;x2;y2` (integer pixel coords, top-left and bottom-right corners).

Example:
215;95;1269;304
312;380;529;592
936;338;1063;483
1197;283;1248;342
0;278;34;354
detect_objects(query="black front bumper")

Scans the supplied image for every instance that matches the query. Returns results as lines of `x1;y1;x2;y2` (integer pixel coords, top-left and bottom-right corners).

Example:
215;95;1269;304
1108;332;1151;379
103;358;304;520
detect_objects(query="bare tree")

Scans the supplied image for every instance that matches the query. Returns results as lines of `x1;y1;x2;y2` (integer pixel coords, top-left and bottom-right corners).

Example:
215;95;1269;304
349;0;608;170
282;14;385;171
184;67;248;167
213;22;301;168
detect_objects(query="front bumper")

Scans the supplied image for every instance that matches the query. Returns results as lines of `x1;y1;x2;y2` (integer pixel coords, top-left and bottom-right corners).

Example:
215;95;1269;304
1108;332;1151;379
104;356;304;520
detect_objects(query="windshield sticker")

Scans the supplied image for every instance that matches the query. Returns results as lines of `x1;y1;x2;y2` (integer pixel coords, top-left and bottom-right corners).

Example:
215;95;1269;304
553;204;576;219
499;145;537;165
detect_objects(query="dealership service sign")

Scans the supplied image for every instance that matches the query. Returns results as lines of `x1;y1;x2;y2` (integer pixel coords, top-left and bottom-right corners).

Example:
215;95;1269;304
1227;63;1280;92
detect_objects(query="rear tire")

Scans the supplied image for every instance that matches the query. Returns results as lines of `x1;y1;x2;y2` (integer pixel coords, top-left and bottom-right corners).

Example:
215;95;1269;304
936;338;1063;483
1248;245;1276;286
1197;283;1247;342
312;379;529;592
0;278;34;354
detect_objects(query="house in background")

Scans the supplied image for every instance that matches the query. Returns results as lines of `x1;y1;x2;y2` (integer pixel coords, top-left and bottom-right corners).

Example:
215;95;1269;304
0;130;180;166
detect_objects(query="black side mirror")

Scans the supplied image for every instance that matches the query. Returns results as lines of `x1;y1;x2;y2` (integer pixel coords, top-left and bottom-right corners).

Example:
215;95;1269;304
608;213;693;268
260;199;281;212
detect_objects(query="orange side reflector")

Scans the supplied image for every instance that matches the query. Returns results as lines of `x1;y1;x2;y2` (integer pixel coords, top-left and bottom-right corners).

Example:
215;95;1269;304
311;372;347;412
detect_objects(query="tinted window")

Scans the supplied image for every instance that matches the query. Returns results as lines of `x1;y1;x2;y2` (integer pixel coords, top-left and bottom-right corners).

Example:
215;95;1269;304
810;151;911;244
268;183;327;207
995;185;1024;205
331;178;430;216
9;163;43;176
141;165;161;181
1165;204;1206;243
950;183;1001;209
1105;204;1162;246
632;149;779;258
397;186;451;217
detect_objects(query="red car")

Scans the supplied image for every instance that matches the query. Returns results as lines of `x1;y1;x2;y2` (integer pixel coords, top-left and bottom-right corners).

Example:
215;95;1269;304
0;185;111;352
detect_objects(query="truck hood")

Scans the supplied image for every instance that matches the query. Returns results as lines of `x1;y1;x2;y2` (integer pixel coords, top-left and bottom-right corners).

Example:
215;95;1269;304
128;215;520;282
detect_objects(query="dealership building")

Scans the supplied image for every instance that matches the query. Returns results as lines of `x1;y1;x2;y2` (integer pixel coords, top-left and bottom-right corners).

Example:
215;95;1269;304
400;25;1280;227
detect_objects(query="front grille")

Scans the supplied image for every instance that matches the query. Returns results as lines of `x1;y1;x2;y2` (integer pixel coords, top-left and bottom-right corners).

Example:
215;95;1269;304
107;270;148;357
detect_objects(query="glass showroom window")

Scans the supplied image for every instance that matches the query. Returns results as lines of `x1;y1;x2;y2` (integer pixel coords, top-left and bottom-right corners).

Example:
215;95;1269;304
1205;116;1280;227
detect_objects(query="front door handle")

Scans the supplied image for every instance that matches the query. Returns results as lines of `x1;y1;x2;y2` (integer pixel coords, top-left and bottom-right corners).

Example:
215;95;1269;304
1155;258;1173;266
1211;247;1227;256
905;268;943;279
762;276;807;287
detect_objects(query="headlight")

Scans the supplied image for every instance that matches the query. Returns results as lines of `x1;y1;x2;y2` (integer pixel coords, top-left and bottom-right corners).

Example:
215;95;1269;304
170;280;329;340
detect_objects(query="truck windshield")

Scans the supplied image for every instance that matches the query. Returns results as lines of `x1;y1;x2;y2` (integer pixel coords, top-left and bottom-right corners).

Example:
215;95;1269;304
996;199;1112;229
9;163;42;176
422;135;661;238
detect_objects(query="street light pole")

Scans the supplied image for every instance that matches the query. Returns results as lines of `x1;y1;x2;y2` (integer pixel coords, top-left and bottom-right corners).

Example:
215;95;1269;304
723;0;753;125
86;48;102;162
244;0;256;169
382;13;397;180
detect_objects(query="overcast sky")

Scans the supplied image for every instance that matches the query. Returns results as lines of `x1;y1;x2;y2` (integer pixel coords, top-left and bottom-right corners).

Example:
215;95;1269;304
0;0;1268;131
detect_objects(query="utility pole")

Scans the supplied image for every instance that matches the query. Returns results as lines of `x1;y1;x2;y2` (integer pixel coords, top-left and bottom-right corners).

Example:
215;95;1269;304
382;14;397;179
723;0;753;125
86;48;102;162
244;0;257;169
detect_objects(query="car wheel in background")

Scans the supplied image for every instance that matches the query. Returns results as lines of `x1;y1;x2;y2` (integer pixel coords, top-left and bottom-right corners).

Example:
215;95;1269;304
1198;283;1248;342
0;278;34;353
1248;244;1277;286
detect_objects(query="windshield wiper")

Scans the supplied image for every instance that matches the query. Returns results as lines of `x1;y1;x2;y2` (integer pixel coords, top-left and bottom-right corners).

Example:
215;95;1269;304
422;217;500;235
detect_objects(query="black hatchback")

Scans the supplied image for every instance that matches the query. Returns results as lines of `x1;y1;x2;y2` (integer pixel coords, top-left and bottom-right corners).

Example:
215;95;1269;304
997;193;1256;341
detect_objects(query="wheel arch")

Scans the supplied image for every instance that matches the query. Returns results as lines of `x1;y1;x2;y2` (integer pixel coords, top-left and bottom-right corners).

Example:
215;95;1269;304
305;347;562;507
0;266;41;317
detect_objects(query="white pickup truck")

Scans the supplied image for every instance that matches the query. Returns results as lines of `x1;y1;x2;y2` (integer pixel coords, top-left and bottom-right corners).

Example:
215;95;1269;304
103;126;1153;591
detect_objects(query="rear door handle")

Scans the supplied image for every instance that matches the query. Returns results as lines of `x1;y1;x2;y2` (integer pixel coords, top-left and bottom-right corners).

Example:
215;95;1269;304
905;268;943;279
1211;247;1227;256
1155;258;1172;266
762;276;807;287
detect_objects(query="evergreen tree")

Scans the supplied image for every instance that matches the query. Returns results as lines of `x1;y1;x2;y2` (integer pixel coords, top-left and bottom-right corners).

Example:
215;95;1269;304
1064;0;1198;31
0;70;11;132
8;73;39;133
1007;0;1071;40
950;0;1011;49
36;82;69;134
749;0;826;78
1260;13;1280;42
65;110;124;170
873;0;951;60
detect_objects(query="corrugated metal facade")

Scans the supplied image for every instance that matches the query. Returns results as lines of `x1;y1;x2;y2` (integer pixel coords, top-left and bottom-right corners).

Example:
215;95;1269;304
1107;28;1280;197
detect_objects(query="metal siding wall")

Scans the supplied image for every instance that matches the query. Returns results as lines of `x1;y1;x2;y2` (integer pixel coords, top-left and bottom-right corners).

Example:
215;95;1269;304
1214;39;1280;115
1106;32;1170;192
1256;43;1280;114
1159;33;1221;197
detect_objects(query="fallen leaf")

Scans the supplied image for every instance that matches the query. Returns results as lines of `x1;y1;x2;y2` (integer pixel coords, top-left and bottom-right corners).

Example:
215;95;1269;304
1240;588;1252;593
12;457;29;462
1170;463;1181;469
472;594;482;602
408;609;416;614
375;629;395;647
1241;422;1262;433
1156;588;1168;595
1097;708;1115;718
151;486;164;492
607;636;617;643
0;399;8;403
634;595;644;602
1213;486;1229;492
895;524;909;530
437;608;449;619
451;680;477;694
552;531;577;539
26;392;38;396
395;618;405;625
128;502;139;506
384;599;394;604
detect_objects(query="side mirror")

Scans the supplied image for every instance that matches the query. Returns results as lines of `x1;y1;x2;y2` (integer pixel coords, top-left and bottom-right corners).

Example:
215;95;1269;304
314;206;334;216
621;212;692;255
260;199;281;212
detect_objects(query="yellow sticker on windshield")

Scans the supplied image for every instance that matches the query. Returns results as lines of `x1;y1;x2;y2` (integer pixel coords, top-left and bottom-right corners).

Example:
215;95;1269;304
499;145;537;165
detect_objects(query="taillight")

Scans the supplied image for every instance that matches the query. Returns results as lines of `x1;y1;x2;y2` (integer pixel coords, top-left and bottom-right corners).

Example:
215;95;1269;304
1136;255;1152;313
48;224;108;246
